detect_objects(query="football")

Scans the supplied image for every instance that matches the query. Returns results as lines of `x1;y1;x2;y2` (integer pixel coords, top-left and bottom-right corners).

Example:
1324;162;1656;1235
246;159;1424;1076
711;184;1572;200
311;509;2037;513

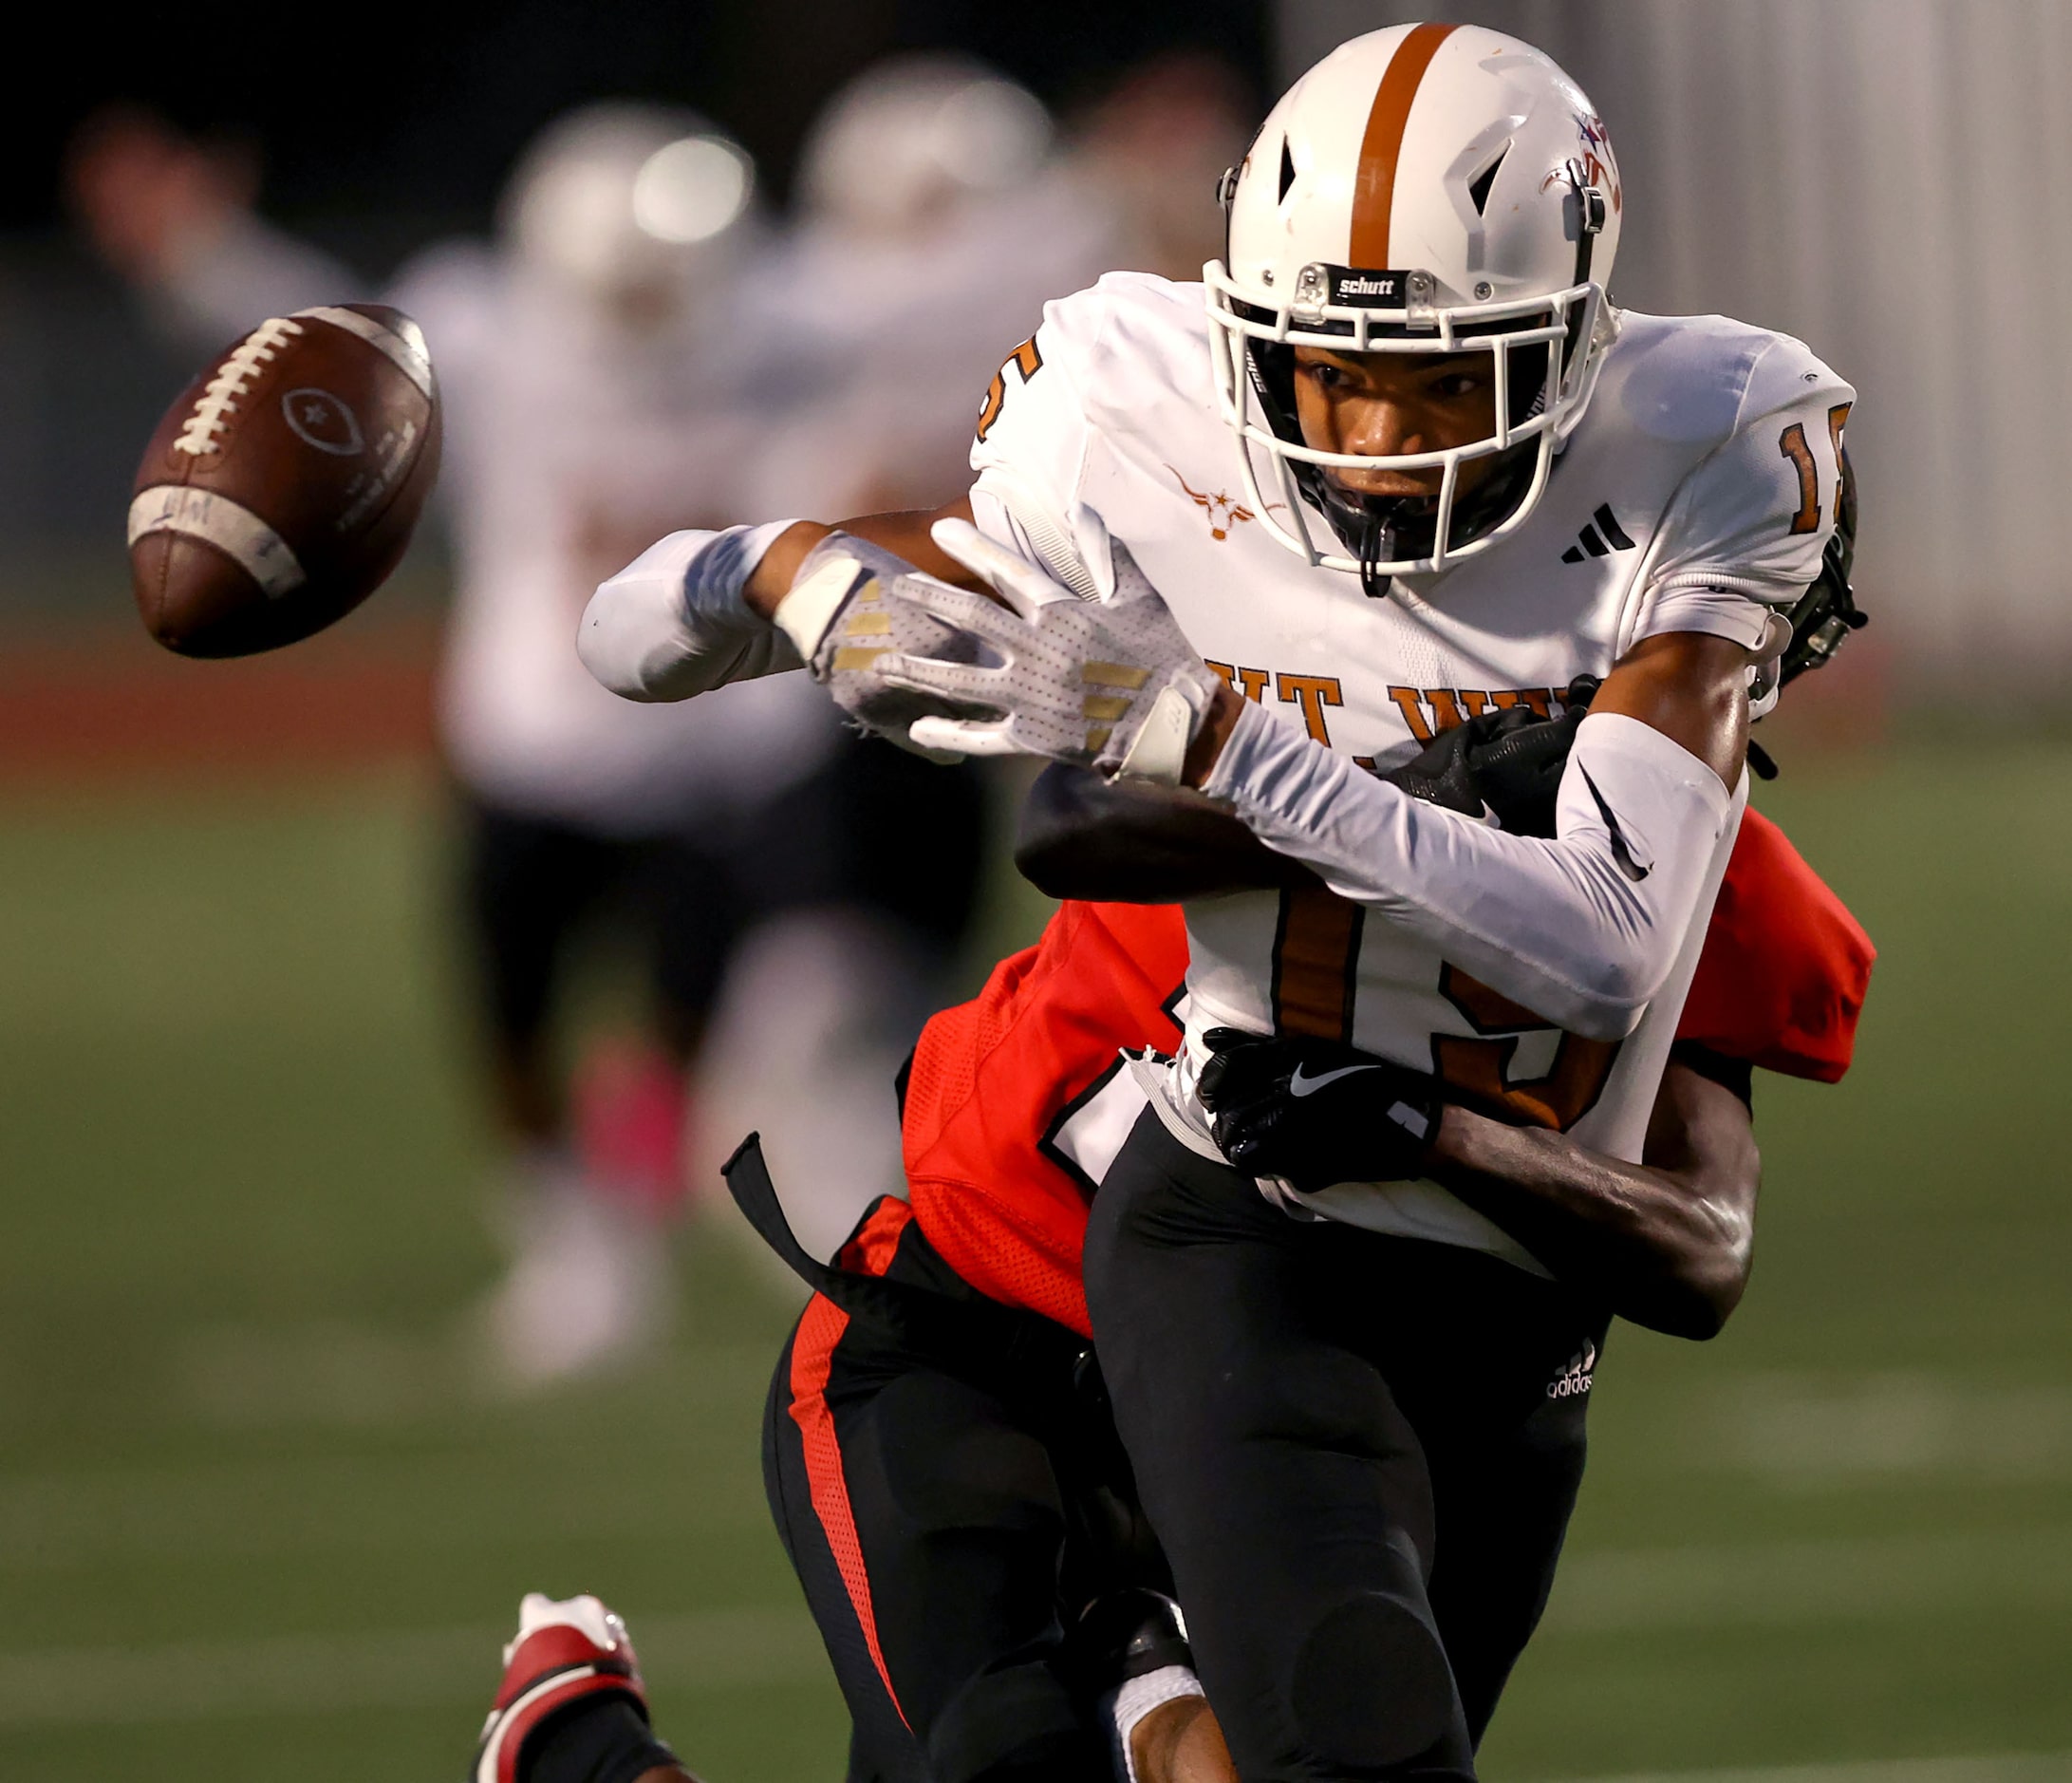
128;304;441;657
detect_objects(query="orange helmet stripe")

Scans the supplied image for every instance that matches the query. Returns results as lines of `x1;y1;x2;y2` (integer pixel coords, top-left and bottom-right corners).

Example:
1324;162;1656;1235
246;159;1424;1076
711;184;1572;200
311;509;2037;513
1350;21;1459;268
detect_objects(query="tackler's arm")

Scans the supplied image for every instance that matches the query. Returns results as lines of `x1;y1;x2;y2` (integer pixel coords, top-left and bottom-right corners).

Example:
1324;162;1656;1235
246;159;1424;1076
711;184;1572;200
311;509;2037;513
1015;763;1311;902
1428;1052;1761;1339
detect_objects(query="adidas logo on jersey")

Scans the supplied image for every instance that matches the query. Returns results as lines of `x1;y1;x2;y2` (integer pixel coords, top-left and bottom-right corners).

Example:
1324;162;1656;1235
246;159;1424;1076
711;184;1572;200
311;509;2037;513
1546;1340;1597;1399
1560;506;1635;564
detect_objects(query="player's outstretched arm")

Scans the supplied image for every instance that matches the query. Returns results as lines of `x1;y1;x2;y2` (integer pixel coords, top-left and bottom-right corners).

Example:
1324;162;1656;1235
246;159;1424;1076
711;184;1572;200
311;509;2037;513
67;109;360;346
742;501;987;613
1425;1055;1759;1339
875;522;1757;1039
577;497;985;702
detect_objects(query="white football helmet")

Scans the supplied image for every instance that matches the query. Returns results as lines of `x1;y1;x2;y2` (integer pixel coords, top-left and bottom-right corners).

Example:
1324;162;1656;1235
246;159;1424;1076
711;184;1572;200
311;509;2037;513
797;55;1053;240
500;103;756;315
1206;23;1623;582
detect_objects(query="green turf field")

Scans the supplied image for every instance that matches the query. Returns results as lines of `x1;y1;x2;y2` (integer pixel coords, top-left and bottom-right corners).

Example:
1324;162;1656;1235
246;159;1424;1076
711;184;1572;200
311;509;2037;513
0;745;2066;1782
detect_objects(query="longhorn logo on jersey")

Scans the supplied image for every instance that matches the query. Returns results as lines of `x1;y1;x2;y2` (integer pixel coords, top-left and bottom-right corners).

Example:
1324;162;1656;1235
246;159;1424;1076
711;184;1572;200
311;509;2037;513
1167;465;1258;541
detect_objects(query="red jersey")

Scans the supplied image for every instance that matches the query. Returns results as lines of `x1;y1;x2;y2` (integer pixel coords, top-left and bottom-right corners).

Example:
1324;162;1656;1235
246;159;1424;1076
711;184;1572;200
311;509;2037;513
902;808;1874;1338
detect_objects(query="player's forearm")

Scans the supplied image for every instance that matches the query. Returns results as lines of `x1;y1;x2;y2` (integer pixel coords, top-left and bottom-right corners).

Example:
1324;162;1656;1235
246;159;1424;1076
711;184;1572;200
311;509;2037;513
1197;701;1734;1041
1015;762;1312;901
1135;1695;1238;1783
1426;1071;1758;1339
743;499;986;619
580;521;807;700
582;497;993;704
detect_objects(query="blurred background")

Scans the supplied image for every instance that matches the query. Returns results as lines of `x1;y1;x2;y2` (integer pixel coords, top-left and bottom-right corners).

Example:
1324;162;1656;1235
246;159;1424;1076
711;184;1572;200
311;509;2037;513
2;2;2067;1779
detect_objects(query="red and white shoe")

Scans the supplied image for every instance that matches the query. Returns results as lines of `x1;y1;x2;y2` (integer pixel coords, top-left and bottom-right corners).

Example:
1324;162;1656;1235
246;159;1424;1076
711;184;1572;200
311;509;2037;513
473;1593;649;1783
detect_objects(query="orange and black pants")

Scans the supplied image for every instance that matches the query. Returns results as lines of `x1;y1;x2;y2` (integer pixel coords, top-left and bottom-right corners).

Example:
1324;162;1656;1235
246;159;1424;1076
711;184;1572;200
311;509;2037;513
763;1195;1164;1783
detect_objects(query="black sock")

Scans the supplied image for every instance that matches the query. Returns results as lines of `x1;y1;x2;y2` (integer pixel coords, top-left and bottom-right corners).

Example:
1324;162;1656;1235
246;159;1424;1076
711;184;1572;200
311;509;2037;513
520;1693;686;1783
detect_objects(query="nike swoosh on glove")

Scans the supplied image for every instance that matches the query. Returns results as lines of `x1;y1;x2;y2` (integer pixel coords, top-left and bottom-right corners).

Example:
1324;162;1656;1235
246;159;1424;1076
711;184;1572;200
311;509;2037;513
1196;1027;1443;1193
876;519;1224;785
771;531;986;760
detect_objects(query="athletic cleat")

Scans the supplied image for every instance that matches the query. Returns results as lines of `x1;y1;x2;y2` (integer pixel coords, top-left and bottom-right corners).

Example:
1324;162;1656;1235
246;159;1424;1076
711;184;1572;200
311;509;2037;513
467;1163;676;1394
472;1593;650;1783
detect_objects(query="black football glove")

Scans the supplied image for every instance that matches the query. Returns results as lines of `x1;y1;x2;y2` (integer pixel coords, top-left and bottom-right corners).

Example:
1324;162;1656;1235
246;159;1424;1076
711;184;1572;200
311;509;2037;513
1197;1027;1443;1192
1777;451;1865;688
1745;456;1864;785
1380;676;1598;839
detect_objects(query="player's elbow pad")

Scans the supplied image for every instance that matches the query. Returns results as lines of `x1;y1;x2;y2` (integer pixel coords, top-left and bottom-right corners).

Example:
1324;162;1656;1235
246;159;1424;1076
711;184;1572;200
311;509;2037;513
579;521;803;702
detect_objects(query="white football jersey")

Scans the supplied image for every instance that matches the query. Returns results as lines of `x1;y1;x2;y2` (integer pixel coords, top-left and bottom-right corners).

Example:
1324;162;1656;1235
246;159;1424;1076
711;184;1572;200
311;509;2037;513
970;272;1853;1267
396;246;837;832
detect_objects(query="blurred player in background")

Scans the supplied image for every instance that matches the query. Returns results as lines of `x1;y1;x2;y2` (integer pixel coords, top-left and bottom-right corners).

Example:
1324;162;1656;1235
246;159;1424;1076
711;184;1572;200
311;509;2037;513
1063;51;1257;287
741;54;1109;522
64;47;1258;1386
743;50;1255;522
681;55;1091;1267
65;102;980;1384
686;48;1255;1252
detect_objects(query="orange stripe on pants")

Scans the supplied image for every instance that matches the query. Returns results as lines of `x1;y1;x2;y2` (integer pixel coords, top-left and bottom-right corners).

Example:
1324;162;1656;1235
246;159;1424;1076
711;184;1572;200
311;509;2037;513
786;1198;914;1728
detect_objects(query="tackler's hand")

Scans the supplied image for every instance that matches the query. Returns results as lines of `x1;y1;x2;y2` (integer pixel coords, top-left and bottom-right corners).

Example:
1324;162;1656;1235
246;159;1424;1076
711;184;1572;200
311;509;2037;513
1197;1027;1443;1194
1380;675;1598;839
877;520;1225;785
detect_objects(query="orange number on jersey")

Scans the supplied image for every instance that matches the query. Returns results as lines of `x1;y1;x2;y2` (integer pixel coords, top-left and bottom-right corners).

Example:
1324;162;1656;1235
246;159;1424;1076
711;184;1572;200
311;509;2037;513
976;337;1043;443
1826;401;1853;515
1779;422;1821;535
1271;885;1364;1041
1431;966;1618;1132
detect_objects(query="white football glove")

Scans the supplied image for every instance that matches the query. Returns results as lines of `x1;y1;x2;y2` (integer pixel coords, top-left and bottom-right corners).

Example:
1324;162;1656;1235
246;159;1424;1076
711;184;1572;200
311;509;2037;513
878;519;1223;785
770;531;981;760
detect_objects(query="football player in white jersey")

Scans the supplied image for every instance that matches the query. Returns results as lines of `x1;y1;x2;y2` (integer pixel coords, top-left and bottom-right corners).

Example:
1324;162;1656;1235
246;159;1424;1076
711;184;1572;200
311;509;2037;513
576;23;1854;1778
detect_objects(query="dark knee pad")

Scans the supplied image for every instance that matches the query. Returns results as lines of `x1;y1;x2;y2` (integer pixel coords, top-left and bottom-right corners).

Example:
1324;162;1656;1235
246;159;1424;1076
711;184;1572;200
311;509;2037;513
1286;1589;1456;1772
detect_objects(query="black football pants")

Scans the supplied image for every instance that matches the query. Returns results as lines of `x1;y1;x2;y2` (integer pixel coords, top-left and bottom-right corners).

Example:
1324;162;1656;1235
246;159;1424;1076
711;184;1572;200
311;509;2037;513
1083;1113;1609;1783
763;1198;1167;1783
458;734;989;1065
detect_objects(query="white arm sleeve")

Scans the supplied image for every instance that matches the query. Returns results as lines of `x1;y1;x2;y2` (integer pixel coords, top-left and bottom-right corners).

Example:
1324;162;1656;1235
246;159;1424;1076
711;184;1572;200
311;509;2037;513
578;520;802;702
1204;704;1737;1041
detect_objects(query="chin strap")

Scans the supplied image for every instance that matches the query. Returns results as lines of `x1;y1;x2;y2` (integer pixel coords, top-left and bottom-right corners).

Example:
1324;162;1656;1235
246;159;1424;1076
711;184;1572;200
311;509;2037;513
1358;506;1391;600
